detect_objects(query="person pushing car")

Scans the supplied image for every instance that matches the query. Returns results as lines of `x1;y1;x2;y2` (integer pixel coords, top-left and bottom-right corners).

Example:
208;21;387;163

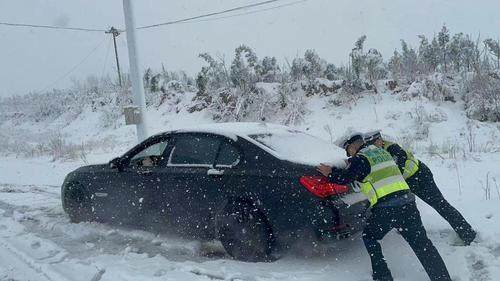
364;130;476;245
317;133;452;281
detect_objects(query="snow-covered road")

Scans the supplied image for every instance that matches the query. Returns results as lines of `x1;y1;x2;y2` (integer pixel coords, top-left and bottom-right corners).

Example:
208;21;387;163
1;156;500;281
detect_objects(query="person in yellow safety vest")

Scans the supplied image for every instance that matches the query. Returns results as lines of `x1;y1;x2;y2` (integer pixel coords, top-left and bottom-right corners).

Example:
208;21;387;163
364;130;476;245
317;133;452;281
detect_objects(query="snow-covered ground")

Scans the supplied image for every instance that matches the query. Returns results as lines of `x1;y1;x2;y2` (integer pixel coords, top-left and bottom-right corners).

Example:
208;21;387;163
1;90;500;280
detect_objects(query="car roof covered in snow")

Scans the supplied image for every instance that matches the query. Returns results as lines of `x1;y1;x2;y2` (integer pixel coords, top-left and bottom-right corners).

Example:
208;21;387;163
172;122;299;140
159;122;346;167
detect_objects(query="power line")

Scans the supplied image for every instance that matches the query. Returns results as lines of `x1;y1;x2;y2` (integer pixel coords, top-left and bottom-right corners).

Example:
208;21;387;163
1;0;308;33
37;38;107;93
174;0;309;25
0;21;106;32
136;0;284;30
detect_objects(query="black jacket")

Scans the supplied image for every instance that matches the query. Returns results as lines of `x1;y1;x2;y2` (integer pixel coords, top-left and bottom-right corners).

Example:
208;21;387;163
385;143;408;175
327;146;414;207
328;153;370;185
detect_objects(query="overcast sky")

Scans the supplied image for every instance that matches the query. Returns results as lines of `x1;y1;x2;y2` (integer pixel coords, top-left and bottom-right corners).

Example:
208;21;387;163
0;0;498;97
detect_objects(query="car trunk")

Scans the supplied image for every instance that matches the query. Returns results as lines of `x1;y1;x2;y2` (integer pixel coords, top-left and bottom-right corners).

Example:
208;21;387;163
244;129;369;239
281;161;369;238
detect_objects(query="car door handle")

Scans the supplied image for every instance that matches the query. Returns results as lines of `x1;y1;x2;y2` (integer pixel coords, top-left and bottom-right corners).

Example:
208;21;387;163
137;169;153;175
207;168;224;176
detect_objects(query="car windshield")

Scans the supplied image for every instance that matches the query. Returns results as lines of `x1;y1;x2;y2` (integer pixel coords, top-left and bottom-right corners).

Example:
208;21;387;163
248;131;346;167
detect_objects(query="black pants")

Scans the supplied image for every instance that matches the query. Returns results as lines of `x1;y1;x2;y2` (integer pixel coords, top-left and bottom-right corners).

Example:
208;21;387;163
362;201;451;281
407;162;475;243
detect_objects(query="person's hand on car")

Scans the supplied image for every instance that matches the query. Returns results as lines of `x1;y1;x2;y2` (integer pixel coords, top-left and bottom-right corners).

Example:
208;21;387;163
316;163;332;177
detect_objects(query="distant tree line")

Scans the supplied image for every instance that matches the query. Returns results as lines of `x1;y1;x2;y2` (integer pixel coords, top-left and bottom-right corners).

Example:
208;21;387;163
2;25;499;125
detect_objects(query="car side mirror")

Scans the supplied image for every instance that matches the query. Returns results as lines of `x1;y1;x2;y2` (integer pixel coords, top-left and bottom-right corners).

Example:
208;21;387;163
109;157;124;170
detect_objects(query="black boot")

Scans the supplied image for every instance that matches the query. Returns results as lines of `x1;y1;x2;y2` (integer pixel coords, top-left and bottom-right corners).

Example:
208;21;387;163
460;229;477;246
372;273;393;281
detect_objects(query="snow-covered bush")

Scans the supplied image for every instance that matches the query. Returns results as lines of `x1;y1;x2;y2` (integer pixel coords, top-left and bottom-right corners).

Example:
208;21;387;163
408;105;430;141
327;79;364;107
291;50;330;96
277;82;308;125
230;45;259;91
99;105;123;129
402;74;457;102
464;71;500;122
365;48;387;93
258;56;281;82
209;88;254;122
421;74;457;102
0;130;35;157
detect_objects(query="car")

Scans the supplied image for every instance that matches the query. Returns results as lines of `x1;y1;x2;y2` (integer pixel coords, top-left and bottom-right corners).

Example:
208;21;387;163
61;122;369;261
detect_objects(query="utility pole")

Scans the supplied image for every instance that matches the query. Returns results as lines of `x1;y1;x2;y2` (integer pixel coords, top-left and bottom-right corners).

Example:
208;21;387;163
105;27;123;87
122;0;148;142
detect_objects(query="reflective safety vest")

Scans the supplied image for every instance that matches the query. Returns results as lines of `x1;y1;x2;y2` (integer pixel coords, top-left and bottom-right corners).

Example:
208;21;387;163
358;145;410;207
383;141;420;179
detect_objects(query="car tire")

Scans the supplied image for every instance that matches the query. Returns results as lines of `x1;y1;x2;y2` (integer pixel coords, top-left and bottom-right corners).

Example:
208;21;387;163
63;182;94;223
216;201;276;262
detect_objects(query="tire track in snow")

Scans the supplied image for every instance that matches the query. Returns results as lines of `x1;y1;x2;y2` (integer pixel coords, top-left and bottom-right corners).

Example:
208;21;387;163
0;183;60;199
0;200;106;281
0;189;218;263
0;231;69;281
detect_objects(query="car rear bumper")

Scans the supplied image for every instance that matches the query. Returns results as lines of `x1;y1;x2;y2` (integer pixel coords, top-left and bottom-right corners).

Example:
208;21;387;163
320;194;370;239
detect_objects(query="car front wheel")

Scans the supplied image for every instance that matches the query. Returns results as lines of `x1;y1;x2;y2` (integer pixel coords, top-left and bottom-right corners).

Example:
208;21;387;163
216;201;275;262
63;182;94;223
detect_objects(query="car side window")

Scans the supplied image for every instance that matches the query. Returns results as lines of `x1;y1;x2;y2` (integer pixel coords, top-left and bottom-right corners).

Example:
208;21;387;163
215;141;240;167
130;140;169;167
169;135;220;166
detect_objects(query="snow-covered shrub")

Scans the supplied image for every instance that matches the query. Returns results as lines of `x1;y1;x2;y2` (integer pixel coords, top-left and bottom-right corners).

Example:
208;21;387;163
410;104;448;125
414;122;430;141
277;82;308;125
44;132;91;161
209;86;268;122
257;56;281;82
230;45;259;91
404;74;456;102
291;50;329;96
365;48;387;93
209;88;252;122
421;74;456;102
424;107;448;123
99;105;122;129
408;105;430;140
291;50;327;81
0;131;35;157
439;140;462;159
464;71;500;122
327;80;364;107
191;53;232;112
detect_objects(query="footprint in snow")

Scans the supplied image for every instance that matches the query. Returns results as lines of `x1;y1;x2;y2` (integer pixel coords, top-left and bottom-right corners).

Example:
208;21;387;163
31;241;41;249
490;245;500;258
466;252;491;281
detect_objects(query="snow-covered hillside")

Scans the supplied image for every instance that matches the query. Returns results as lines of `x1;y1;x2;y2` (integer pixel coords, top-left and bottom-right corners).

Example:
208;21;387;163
1;84;500;280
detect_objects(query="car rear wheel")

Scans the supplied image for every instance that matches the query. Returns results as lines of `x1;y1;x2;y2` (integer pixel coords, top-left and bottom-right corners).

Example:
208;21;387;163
216;201;275;262
63;182;94;223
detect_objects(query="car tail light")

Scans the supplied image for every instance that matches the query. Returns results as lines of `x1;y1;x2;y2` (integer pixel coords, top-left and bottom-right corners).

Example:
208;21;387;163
299;176;349;198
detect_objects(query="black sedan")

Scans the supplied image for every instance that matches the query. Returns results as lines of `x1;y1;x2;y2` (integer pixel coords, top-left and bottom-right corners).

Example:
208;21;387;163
61;122;369;261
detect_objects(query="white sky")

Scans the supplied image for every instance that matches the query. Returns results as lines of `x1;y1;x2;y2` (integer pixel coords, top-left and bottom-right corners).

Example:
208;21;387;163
0;0;498;97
